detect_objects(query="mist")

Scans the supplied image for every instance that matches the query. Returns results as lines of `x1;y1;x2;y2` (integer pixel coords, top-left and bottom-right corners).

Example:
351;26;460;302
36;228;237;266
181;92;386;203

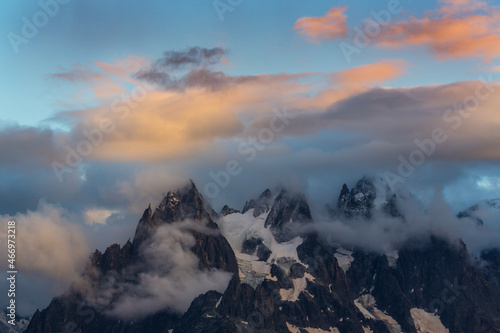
80;220;233;320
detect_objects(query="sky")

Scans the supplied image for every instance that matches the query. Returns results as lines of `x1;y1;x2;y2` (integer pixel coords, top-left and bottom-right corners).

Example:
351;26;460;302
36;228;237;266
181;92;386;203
1;0;500;316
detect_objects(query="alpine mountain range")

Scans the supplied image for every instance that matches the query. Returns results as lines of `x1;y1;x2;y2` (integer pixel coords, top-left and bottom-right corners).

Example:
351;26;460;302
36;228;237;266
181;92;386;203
19;176;500;333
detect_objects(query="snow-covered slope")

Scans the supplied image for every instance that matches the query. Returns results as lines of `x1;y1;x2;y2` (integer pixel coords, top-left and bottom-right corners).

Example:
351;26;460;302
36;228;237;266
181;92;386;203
218;208;306;288
0;311;29;333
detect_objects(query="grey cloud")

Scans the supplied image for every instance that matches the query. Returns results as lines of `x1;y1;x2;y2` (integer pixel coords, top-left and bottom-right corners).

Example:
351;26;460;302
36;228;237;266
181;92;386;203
303;187;500;256
155;47;226;70
81;221;233;319
135;47;245;91
0;126;66;171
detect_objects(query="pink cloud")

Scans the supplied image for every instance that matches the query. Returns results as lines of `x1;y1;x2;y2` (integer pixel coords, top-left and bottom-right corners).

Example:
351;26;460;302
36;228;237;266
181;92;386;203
375;0;500;62
294;7;349;43
333;59;407;87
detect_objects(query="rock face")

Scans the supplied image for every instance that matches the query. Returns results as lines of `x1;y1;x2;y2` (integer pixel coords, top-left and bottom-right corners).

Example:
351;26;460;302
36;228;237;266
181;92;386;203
241;237;271;261
264;189;313;242
24;181;238;333
481;248;500;292
220;205;240;216
347;237;500;333
335;177;376;218
242;189;273;217
24;178;500;333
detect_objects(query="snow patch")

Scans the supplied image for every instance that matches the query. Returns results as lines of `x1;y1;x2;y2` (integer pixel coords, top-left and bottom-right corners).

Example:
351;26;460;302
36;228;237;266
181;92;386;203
386;250;399;268
334;247;354;272
355;192;365;201
286;323;339;333
410;308;449;333
280;274;315;302
354;294;402;333
219;209;305;288
215;296;222;309
280;277;306;302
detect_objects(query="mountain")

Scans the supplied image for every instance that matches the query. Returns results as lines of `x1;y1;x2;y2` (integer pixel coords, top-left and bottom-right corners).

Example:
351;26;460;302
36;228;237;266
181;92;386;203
331;176;402;219
24;178;500;332
458;198;500;293
458;198;500;226
0;311;29;333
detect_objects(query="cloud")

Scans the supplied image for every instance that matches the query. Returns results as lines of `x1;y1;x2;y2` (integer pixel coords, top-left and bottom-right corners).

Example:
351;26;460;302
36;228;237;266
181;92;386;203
374;0;500;62
278;78;500;163
152;47;226;70
82;221;233;319
0;203;90;283
295;1;500;62
332;59;407;87
2;53;500;222
134;47;242;91
45;60;315;163
294;7;349;42
305;186;500;256
0;125;66;171
84;208;119;225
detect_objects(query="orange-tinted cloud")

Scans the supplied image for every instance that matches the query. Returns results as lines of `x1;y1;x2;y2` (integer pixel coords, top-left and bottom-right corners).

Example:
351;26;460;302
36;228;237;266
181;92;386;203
294;7;348;43
52;58;316;162
333;60;407;87
375;0;500;62
50;55;410;163
295;1;500;62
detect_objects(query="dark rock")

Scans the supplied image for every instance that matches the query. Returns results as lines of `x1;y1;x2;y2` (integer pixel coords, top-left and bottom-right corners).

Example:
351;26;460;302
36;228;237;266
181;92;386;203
256;243;271;262
457;204;484;225
289;263;306;279
481;248;500;292
265;189;313;242
383;194;401;218
220;205;240;216
336;176;376;219
242;189;273;217
241;237;262;255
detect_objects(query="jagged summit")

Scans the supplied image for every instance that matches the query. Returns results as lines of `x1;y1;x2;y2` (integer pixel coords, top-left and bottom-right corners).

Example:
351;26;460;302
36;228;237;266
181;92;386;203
242;188;273;217
458;198;500;226
24;178;500;333
133;180;217;247
153;179;211;223
337;176;376;218
332;175;402;219
220;205;240;216
264;188;313;242
238;186;314;242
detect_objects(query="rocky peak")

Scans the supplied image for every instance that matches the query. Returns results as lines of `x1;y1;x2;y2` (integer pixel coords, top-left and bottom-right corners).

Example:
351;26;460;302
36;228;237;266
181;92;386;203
333;176;404;219
264;189;313;242
334;176;376;218
457;198;500;226
220;205;240;216
152;179;211;223
133;180;216;248
89;239;134;274
337;183;351;210
242;188;274;217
